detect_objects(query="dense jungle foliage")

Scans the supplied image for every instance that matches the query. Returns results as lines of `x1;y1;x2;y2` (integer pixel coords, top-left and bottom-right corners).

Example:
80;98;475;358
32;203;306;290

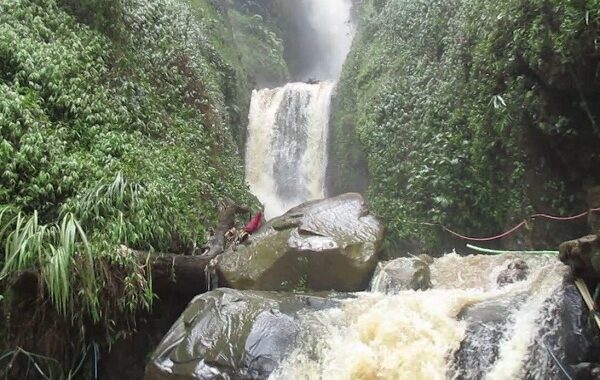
0;0;287;376
329;0;600;252
3;0;600;375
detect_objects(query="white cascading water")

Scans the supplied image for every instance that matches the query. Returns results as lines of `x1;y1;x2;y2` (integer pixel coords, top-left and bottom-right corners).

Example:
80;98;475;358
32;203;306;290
270;254;580;379
245;0;353;219
300;0;354;80
245;80;334;219
244;1;585;378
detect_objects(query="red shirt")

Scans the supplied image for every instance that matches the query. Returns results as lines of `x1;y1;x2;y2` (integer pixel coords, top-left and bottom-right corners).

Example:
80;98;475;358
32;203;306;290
244;212;263;233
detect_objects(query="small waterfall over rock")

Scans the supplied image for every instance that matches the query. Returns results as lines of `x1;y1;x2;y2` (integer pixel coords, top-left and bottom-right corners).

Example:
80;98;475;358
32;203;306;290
245;81;334;219
268;254;588;380
149;232;594;380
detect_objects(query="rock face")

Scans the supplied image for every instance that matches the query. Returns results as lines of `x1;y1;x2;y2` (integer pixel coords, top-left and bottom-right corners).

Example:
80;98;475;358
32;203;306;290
496;259;529;286
559;234;600;282
370;255;433;293
145;288;339;380
217;193;385;292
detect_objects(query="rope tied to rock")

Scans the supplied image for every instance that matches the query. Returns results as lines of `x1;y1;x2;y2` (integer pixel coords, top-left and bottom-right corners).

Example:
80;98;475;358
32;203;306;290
420;207;600;242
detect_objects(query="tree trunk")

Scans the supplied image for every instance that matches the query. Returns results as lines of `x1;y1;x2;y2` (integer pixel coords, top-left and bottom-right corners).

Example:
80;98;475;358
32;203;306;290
131;249;215;296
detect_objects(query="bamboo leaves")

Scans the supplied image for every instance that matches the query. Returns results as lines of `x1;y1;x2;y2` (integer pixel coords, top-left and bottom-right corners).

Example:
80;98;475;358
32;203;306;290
0;0;260;375
0;206;100;321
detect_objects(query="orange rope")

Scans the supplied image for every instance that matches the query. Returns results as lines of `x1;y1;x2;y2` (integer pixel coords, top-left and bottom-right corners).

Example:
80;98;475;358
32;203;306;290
432;207;600;242
442;221;528;242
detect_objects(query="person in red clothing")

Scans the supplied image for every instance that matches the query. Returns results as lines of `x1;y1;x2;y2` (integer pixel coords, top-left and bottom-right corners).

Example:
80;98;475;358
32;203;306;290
244;212;263;233
238;211;263;243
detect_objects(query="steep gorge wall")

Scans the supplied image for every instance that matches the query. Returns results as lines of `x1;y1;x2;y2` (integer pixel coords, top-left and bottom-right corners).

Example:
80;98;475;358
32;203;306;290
330;0;600;253
0;0;289;376
0;0;290;252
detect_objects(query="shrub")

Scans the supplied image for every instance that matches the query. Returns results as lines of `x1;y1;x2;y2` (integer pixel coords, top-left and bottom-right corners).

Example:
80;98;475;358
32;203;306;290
332;0;600;252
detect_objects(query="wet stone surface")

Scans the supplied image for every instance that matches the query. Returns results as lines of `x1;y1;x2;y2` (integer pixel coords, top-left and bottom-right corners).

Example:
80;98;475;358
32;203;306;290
217;193;385;292
146;288;340;380
370;255;433;293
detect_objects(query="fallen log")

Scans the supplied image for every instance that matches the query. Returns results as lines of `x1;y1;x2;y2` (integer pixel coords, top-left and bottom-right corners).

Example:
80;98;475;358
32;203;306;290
7;200;249;314
128;248;214;296
131;200;250;296
145;252;213;296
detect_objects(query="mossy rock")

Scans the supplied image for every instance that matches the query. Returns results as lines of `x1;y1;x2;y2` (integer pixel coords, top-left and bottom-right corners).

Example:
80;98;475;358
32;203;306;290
217;193;385;292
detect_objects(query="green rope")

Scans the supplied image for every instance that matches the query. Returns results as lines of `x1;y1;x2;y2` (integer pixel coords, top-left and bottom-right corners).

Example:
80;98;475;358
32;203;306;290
466;243;558;255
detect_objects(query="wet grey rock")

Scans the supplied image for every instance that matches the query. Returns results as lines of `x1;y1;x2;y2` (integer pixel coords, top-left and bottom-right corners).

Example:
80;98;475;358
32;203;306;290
523;284;591;379
559;235;600;282
453;282;594;380
217;193;385;292
572;362;600;380
496;259;529;286
370;255;433;293
454;294;528;379
146;288;339;380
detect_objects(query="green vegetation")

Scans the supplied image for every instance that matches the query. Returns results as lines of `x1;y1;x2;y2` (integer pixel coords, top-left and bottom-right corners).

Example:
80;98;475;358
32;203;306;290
3;0;599;373
0;0;288;376
331;0;600;252
228;9;289;88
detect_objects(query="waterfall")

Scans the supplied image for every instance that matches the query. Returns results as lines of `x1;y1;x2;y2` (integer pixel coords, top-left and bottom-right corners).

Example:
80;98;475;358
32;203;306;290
269;254;586;379
296;0;354;80
243;0;353;218
245;82;335;219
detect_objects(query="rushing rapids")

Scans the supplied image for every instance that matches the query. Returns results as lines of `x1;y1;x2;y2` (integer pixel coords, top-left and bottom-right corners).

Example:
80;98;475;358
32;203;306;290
269;254;586;380
245;81;334;219
149;252;591;379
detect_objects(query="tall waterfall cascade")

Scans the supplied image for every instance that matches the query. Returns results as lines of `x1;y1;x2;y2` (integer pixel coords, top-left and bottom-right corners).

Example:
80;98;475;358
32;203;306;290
245;82;335;219
300;0;354;80
244;0;353;219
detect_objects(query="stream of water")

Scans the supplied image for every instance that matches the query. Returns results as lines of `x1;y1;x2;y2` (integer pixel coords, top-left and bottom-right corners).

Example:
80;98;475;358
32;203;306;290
270;254;583;380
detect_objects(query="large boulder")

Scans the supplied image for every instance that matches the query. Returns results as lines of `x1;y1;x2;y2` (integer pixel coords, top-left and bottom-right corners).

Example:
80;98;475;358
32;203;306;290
558;234;600;282
217;193;385;292
145;288;339;380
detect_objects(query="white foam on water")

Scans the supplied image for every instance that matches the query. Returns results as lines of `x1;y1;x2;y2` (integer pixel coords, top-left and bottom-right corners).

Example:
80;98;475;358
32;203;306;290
270;254;569;380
